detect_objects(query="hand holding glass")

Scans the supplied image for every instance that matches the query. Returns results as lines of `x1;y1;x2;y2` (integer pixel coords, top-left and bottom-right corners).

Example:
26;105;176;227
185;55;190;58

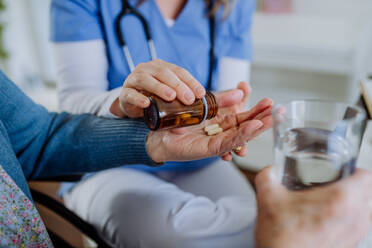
272;100;366;190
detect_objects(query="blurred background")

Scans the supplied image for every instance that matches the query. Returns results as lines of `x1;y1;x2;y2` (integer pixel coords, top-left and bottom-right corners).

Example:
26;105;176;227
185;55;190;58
0;0;58;110
0;0;372;169
1;1;372;246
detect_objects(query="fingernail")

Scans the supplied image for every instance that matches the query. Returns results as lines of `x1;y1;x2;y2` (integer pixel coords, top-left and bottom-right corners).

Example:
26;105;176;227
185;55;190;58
254;120;263;130
196;87;206;97
237;90;244;98
184;91;194;102
142;98;150;106
265;98;274;106
165;89;176;99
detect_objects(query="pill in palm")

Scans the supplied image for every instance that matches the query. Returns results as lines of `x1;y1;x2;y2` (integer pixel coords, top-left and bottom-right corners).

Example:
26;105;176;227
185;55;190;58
204;124;219;133
207;127;223;136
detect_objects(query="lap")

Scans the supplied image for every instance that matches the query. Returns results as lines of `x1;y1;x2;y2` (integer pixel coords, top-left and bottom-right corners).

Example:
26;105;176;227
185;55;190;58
64;162;256;248
160;159;255;201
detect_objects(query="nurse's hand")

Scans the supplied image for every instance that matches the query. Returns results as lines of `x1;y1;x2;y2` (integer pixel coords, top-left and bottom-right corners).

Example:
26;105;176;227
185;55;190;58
145;90;273;163
110;59;206;118
255;167;372;248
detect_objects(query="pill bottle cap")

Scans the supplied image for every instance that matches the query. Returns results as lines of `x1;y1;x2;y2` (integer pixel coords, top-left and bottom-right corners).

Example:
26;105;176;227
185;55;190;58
143;96;160;130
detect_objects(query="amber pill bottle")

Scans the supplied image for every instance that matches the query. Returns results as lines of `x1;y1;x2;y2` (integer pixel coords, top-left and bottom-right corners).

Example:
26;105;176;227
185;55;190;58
143;92;218;131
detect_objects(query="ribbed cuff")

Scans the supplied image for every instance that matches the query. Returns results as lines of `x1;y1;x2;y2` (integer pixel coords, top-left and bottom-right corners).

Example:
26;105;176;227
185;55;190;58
84;117;159;168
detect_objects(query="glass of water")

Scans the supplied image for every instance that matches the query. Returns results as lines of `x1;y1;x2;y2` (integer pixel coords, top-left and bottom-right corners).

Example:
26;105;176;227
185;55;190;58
272;100;366;190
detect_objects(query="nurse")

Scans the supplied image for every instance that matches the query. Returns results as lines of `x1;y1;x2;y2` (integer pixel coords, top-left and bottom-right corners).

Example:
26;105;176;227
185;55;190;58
51;0;257;247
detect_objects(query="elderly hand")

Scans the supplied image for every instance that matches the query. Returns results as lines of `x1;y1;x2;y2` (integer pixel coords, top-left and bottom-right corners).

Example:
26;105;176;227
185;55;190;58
216;81;269;160
218;81;251;115
110;59;206;118
146;89;273;163
255;167;372;248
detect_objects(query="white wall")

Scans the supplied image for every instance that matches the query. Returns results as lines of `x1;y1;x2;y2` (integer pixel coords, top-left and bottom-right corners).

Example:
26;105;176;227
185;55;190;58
239;0;372;170
2;0;56;88
3;0;371;88
0;0;58;111
294;0;372;18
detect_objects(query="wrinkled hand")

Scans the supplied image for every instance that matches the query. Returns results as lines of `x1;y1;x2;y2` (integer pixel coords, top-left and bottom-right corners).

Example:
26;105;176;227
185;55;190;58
216;83;271;161
146;89;273;163
110;59;205;118
255;167;372;248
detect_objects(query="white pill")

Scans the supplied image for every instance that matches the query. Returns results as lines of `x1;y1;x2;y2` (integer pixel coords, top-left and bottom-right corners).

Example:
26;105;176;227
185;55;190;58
204;124;219;133
207;127;223;136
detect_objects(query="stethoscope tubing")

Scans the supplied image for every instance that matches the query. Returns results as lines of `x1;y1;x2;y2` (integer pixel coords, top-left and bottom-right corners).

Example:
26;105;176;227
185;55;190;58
116;0;158;72
116;0;214;89
122;39;157;72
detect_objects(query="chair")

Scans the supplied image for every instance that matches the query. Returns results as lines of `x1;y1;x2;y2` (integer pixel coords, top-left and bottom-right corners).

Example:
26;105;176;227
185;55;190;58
29;175;112;248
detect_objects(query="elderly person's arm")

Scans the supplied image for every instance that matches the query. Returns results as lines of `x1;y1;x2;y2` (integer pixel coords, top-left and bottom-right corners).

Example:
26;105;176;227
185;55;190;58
0;71;156;179
0;70;272;180
255;167;372;248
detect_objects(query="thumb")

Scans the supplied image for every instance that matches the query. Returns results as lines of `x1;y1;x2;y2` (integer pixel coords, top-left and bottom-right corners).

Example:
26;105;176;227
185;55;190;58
237;81;251;101
255;166;284;204
333;168;372;201
215;89;244;108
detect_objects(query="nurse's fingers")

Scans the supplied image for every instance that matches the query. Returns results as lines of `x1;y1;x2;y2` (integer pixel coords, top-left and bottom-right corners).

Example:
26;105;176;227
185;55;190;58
120;102;143;118
152;66;196;105
172;67;206;99
120;88;151;108
127;73;177;102
159;60;206;99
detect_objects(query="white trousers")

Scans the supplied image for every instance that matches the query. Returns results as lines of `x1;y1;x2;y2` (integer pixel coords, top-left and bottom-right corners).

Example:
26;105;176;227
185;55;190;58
63;160;257;248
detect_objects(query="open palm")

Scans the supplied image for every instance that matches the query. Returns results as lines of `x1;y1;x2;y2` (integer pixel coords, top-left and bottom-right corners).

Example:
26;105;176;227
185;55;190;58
146;90;273;163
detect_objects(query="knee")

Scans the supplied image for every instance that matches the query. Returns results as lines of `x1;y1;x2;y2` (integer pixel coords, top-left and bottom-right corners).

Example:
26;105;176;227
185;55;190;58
107;195;255;248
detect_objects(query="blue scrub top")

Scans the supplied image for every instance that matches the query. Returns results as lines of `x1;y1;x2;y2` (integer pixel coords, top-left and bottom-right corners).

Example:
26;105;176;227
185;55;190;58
51;0;255;172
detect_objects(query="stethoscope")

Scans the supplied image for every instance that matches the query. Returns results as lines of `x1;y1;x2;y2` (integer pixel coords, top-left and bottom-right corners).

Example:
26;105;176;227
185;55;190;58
115;0;216;90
